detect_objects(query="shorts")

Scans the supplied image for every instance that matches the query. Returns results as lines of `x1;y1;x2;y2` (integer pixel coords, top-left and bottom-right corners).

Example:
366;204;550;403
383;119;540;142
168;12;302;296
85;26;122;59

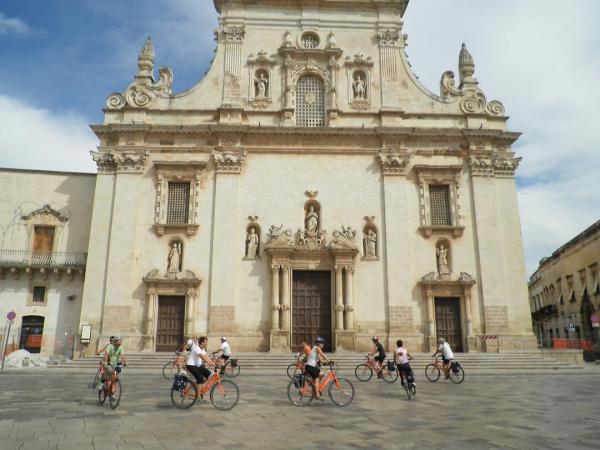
443;358;452;365
398;362;412;374
220;355;230;361
304;364;321;379
102;362;114;377
186;365;211;383
374;354;386;364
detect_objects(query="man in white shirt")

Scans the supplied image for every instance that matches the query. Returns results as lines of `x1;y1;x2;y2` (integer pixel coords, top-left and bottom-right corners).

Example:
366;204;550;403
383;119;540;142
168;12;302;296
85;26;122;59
432;337;454;379
186;337;213;385
215;337;231;361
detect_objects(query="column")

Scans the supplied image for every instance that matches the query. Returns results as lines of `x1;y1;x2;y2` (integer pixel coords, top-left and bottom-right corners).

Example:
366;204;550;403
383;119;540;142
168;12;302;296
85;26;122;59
271;265;280;331
144;287;156;351
344;266;355;330
185;287;197;337
281;265;291;331
426;288;435;339
464;288;473;338
335;265;344;331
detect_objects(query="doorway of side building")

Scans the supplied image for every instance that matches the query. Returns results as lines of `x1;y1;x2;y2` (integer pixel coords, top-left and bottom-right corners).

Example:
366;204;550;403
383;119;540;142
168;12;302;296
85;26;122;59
19;315;44;353
435;297;463;352
156;296;185;352
292;270;332;352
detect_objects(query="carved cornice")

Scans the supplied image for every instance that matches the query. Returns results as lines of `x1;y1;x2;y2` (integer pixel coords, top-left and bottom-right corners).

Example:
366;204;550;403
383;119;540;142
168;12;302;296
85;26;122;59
377;29;401;47
218;26;245;43
212;149;247;173
113;150;150;173
21;205;68;222
143;268;201;288
378;149;411;176
468;151;522;178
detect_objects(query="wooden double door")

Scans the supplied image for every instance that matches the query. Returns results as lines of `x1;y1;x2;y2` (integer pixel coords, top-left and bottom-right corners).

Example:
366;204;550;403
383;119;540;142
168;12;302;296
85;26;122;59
292;271;332;352
435;297;463;352
156;296;185;352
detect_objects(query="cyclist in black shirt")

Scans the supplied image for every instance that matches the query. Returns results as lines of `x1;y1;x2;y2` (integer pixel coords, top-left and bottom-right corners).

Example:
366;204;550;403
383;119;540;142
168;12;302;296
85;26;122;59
369;336;386;378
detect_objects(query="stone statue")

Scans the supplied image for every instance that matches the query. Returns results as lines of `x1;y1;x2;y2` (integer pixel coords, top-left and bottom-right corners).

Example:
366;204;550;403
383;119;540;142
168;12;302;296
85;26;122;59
364;229;377;257
168;242;181;272
254;72;268;98
305;206;319;235
436;245;450;274
353;74;366;100
246;227;259;258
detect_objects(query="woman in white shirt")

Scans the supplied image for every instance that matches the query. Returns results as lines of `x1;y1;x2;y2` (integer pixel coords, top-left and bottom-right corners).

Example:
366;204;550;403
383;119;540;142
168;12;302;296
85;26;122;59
394;339;415;386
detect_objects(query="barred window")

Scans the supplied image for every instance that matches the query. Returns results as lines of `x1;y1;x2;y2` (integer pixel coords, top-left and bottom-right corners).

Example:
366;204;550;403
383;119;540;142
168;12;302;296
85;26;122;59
429;185;451;226
32;286;46;303
166;182;190;224
296;75;325;127
301;33;319;49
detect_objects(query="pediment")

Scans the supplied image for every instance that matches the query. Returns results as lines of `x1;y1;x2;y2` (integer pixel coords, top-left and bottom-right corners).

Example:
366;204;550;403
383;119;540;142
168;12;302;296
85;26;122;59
21;204;68;223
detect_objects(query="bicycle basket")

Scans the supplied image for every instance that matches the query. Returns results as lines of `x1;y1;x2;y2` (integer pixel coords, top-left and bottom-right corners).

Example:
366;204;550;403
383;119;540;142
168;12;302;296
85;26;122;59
230;358;238;368
293;374;305;389
172;375;186;391
451;362;460;373
387;360;396;371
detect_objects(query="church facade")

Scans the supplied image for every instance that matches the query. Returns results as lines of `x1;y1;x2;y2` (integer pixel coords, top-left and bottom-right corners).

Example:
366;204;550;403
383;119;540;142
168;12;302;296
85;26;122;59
1;0;536;356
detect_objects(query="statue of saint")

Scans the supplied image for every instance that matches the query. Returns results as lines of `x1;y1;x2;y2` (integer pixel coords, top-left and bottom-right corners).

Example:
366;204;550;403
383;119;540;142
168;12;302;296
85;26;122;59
353;74;366;100
246;228;259;258
364;229;377;257
255;72;268;98
436;245;450;274
168;242;181;272
305;206;319;235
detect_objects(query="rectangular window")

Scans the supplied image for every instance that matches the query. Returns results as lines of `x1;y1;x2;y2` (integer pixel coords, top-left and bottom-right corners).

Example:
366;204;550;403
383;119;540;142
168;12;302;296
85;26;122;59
33;226;55;252
166;182;190;224
429;184;451;226
32;286;46;304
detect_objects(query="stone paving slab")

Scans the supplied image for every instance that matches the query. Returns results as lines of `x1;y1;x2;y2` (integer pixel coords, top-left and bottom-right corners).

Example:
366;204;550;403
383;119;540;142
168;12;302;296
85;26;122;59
0;370;599;449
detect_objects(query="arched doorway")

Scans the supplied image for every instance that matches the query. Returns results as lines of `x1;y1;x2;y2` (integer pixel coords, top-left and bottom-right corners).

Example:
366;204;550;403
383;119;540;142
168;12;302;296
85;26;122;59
19;316;44;353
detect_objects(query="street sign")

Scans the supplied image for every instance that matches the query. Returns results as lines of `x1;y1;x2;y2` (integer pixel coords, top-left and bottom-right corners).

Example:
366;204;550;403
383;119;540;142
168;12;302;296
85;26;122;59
6;311;16;321
568;322;576;330
591;314;599;328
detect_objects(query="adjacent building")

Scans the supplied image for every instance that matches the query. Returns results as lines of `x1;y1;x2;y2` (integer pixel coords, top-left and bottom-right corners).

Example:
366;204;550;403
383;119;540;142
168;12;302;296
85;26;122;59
1;0;536;356
529;220;600;349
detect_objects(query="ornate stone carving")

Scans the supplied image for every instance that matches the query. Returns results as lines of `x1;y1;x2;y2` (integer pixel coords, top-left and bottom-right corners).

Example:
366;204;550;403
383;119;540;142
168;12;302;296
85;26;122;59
212;149;247;174
144;268;200;283
167;241;182;273
378;149;411;175
221;26;245;43
330;226;358;250
91;151;116;173
436;244;450;276
265;224;294;248
439;43;505;117
468;152;522;177
21;204;68;222
377;29;400;47
459;272;474;282
112;150;149;173
364;228;377;258
106;93;125;109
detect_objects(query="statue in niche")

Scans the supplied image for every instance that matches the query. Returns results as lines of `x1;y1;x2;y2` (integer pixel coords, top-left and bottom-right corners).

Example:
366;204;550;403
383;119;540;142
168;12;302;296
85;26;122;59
364;229;377;257
436;244;450;274
254;72;269;98
353;74;366;100
246;227;259;259
305;205;319;235
168;241;181;273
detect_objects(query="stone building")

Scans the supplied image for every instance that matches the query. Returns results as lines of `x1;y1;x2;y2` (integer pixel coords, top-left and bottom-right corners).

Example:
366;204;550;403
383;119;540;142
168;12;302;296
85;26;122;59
1;0;536;356
529;220;600;348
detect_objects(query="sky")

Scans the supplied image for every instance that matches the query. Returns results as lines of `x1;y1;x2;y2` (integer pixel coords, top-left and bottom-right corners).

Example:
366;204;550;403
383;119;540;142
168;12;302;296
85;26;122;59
0;0;598;275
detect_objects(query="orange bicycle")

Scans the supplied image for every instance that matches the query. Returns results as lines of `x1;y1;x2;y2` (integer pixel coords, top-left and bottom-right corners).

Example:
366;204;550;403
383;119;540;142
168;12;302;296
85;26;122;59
162;352;186;379
425;356;465;384
97;362;124;409
287;361;355;407
354;355;398;383
286;354;306;380
171;366;240;411
211;352;241;378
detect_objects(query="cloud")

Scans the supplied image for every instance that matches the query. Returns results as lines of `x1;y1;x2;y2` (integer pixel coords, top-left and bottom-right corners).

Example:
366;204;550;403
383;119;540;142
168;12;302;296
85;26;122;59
0;12;30;36
0;95;96;173
404;0;600;274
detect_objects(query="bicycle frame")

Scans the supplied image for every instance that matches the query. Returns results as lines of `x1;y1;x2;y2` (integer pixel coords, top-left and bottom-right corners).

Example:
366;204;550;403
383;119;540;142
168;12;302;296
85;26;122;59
181;369;224;398
298;366;341;396
100;363;120;395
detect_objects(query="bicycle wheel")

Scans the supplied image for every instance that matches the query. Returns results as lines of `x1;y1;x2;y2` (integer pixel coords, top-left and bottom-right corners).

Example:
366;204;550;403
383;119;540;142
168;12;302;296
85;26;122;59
354;364;373;382
287;363;300;380
403;381;412;400
91;368;101;389
97;384;107;404
328;377;355;407
287;380;314;406
424;364;440;382
162;361;179;379
109;380;121;409
171;379;198;409
449;366;465;384
224;362;240;378
210;379;240;411
381;365;398;384
410;384;417;396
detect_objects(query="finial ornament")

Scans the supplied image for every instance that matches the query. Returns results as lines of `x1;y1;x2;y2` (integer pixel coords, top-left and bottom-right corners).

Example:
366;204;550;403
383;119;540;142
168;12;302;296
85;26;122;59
458;43;476;87
137;36;155;78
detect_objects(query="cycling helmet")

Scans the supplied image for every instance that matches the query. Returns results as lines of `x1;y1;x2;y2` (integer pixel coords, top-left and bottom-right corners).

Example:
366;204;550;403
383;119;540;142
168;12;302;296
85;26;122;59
371;336;379;342
315;336;325;344
221;337;227;342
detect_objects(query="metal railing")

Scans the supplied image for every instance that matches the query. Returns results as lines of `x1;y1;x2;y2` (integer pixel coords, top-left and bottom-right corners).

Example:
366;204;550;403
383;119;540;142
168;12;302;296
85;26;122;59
0;250;87;269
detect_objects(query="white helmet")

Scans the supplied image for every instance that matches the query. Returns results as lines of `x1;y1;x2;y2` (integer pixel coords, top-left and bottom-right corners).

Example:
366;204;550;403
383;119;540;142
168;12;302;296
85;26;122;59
221;337;227;342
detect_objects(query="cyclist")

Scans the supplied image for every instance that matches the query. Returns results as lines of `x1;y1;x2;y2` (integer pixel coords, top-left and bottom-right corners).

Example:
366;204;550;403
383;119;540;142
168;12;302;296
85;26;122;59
305;336;331;400
213;337;231;362
432;337;454;379
100;336;127;394
394;339;415;387
97;336;115;357
296;340;311;362
368;336;386;378
185;338;208;384
193;336;215;385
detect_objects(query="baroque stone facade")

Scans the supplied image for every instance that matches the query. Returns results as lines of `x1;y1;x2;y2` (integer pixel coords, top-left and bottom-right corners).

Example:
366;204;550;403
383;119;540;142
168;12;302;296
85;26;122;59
0;0;537;355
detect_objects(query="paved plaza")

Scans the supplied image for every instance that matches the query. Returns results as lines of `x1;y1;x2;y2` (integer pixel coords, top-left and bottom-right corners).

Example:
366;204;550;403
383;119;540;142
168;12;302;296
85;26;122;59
0;369;599;450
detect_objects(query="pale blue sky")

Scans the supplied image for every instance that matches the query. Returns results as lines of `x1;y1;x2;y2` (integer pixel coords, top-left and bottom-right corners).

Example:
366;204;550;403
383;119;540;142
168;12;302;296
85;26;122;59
0;0;598;275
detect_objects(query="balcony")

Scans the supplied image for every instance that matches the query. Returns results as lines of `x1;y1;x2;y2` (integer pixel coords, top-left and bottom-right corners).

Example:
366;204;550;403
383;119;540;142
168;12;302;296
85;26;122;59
531;304;558;321
0;250;87;280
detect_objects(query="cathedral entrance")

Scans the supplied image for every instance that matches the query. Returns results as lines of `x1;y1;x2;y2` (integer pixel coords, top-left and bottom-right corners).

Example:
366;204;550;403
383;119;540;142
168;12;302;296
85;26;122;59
435;297;463;352
156;296;185;352
292;271;332;352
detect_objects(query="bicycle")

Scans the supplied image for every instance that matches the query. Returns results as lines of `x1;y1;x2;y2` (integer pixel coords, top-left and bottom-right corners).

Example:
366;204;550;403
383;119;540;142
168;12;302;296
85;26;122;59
211;352;240;378
424;357;465;384
97;362;125;409
286;355;306;380
287;361;355;407
162;353;186;379
170;365;240;411
396;363;417;400
354;355;398;383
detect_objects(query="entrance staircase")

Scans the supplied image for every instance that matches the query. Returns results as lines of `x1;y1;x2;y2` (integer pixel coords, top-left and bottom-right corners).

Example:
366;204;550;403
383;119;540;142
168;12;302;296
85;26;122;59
52;351;583;375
